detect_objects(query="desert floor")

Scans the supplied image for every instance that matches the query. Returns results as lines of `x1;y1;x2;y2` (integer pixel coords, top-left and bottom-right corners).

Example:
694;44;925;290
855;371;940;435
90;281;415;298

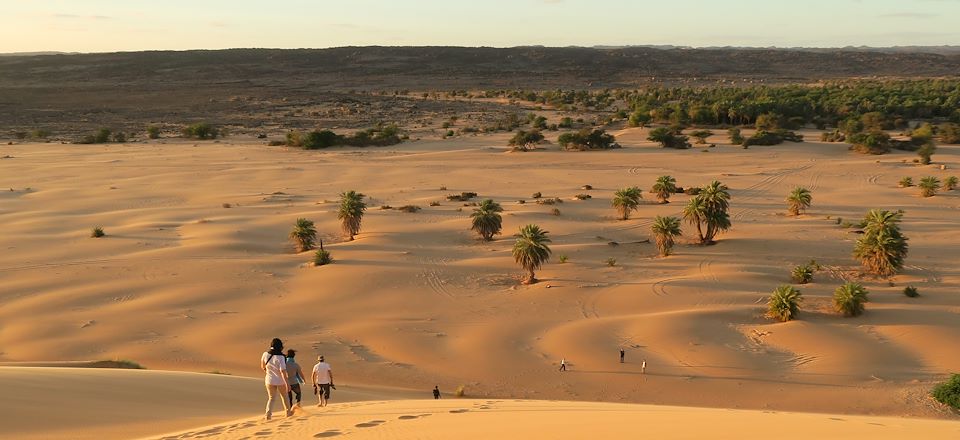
1;129;958;437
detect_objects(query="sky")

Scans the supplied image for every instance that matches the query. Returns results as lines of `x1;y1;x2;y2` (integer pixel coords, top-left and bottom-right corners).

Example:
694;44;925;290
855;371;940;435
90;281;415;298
1;0;959;53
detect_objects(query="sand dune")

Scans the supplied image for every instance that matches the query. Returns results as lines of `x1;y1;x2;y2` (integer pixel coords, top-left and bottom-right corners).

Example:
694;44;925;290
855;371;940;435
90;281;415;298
145;399;960;440
1;132;959;423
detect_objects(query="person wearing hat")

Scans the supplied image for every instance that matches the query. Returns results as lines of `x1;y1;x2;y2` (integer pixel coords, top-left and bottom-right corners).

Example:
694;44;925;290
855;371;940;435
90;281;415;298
311;355;334;407
285;349;305;409
260;338;292;420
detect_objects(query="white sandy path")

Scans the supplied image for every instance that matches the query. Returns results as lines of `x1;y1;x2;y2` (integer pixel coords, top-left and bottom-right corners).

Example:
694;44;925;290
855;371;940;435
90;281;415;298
145;399;960;440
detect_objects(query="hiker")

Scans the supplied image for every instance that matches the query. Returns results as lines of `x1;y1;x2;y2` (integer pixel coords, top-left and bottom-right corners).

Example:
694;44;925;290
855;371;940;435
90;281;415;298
312;355;334;407
620;348;625;363
285;349;305;409
261;338;292;420
642;360;647;374
433;386;441;399
559;358;566;372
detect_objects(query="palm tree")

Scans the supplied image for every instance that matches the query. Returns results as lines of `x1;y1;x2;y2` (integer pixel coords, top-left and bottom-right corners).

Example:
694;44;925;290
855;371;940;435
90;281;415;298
786;187;812;216
289;218;317;252
471;199;503;241
767;285;802;322
652;175;677;204
337;190;367;240
611;187;642;220
512;224;552;284
833;282;869;317
682;196;706;243
698;181;731;243
853;209;908;276
918;176;941;198
651;216;682;256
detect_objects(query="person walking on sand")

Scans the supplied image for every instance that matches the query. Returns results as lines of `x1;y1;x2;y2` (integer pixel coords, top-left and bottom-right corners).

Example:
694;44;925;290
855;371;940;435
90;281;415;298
433;386;441;399
261;338;292;420
312;355;334;407
285;349;305;409
642;359;647;374
620;348;625;364
559;358;566;372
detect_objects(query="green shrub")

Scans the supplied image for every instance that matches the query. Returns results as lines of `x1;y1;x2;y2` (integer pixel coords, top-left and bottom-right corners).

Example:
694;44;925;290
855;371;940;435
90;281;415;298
944;176;958;190
834;282;869;317
314;249;333;266
558;255;569;263
559;128;619;150
604;257;617;267
648;127;691;149
31;129;50;139
767;285;802;322
932;374;960;410
574;194;592;200
791;264;814;284
551;208;561;216
728;127;744;144
90;227;105;238
903;286;919;298
508;130;544;150
742;129;803;147
397;205;421;213
147;126;161;139
183;123;219;140
899;177;914;188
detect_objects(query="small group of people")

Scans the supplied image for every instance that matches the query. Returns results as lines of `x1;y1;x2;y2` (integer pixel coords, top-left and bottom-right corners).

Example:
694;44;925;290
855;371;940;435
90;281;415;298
261;338;335;420
558;349;646;373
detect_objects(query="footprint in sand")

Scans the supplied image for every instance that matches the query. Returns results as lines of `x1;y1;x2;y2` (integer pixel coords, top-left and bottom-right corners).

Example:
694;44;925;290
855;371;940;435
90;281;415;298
398;415;419;420
449;409;469;414
313;430;342;438
254;430;273;436
355;420;386;428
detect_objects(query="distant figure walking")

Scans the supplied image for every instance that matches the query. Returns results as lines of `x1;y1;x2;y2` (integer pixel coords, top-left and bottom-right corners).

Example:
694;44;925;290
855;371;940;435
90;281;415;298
433;386;441;399
559;358;567;372
285;349;305;409
641;360;647;374
620;348;625;363
312;355;334;407
261;338;292;420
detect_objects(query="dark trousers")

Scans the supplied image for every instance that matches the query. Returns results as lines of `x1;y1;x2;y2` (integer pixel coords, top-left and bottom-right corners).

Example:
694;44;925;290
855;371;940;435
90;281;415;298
288;383;302;406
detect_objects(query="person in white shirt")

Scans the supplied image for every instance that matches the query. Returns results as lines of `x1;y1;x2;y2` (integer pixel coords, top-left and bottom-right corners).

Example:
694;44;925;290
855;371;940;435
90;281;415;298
260;338;292;420
311;355;334;407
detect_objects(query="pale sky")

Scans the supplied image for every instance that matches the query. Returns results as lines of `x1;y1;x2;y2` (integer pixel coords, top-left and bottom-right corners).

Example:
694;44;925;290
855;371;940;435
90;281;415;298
2;0;959;53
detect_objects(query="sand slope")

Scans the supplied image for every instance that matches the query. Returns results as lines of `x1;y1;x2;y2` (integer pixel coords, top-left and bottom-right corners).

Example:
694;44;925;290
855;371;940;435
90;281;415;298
1;133;959;418
145;399;960;440
0;366;421;440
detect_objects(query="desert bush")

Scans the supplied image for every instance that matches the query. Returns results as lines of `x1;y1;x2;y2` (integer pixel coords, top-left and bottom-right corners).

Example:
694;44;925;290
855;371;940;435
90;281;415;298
536;197;563;205
147;126;161;139
559;128;619;150
551;208;561;216
222;203;232;208
648;127;691;149
690;130;713;144
899;177;914;188
854;209;908;276
903;286;919;298
932;374;960;410
833;282;869;317
939;123;960;144
113;132;126;143
786;187;812;216
581;185;593;190
605;257;617;267
728;127;745;144
684;187;701;196
558;255;569;263
447;192;478;202
849;131;892;154
742;129;803;147
183;123;219;140
397;205;421;213
918;176;941;197
791;264;814;284
314;249;333;266
289;218;317;252
917;141;937;165
90;226;105;238
767;285;802;322
944;176;958;191
455;385;466;398
508;130;544;150
31;129;50;139
821;130;845;142
429;201;441;207
380;205;393;210
532;192;542;199
574;193;592;200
